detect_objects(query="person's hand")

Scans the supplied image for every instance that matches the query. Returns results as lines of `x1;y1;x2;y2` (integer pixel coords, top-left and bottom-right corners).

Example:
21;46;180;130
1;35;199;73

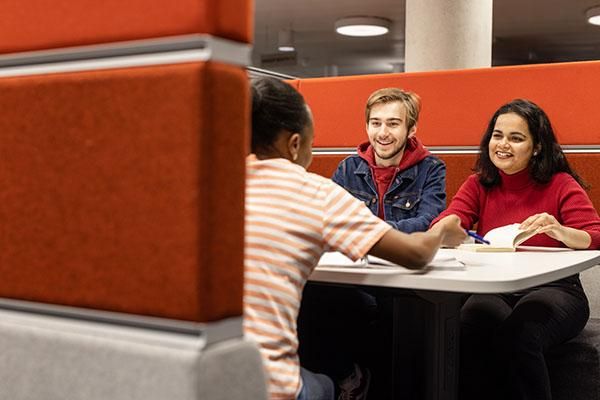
431;215;467;247
519;212;566;242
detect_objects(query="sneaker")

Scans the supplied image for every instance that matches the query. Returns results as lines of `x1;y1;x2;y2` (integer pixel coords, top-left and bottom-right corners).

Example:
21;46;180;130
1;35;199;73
337;363;371;400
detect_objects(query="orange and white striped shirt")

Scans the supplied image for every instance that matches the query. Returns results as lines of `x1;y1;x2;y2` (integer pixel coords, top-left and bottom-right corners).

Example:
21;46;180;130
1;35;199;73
244;155;390;399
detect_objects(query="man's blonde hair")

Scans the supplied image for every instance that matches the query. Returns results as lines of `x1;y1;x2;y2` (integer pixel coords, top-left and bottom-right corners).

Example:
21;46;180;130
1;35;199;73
365;87;421;131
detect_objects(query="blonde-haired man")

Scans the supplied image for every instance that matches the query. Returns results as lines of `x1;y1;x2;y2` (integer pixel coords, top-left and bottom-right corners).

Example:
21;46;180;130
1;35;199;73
333;87;446;232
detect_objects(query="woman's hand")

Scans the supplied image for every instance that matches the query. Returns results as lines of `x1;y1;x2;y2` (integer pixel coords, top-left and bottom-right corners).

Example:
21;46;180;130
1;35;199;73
520;212;591;249
519;212;565;241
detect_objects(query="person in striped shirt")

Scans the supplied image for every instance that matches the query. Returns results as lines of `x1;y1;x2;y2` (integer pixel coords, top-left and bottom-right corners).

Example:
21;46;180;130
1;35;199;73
244;77;466;400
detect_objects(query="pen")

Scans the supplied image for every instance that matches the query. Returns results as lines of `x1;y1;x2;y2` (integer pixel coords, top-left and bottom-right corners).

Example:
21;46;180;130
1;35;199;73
465;230;490;245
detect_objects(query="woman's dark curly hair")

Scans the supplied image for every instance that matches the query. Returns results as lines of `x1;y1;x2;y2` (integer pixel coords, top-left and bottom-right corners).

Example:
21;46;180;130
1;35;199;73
476;99;587;189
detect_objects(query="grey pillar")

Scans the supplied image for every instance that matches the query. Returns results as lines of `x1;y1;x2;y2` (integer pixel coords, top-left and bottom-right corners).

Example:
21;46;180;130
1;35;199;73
405;0;493;72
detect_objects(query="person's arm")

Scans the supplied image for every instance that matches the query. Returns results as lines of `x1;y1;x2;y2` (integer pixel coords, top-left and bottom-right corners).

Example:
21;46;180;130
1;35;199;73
388;159;446;233
323;180;465;270
369;215;466;269
519;212;591;249
430;174;482;230
519;176;600;249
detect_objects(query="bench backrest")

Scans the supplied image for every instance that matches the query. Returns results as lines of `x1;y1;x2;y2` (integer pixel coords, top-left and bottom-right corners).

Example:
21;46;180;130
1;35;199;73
293;60;600;207
0;0;252;324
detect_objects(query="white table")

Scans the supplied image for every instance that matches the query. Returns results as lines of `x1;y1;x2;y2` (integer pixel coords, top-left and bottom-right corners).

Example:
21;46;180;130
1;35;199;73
307;248;600;400
312;248;600;293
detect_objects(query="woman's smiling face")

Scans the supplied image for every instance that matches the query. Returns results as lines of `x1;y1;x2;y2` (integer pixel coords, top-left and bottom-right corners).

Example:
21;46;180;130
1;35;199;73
488;112;537;175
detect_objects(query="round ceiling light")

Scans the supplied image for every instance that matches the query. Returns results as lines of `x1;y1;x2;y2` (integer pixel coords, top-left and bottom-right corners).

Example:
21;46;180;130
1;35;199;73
335;16;391;37
586;5;600;26
278;29;295;52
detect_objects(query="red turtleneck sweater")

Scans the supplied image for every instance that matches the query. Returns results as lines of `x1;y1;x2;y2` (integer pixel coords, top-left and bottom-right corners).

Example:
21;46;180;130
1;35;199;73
432;169;600;249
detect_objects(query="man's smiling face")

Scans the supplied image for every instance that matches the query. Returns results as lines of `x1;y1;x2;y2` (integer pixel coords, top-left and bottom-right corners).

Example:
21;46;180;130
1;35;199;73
366;101;415;167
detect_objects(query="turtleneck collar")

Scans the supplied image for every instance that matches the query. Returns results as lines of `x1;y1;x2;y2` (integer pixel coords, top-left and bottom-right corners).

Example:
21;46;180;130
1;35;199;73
499;168;534;191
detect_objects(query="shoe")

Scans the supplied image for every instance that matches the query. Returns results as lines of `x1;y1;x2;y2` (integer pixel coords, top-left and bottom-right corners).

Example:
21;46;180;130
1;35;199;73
338;363;371;400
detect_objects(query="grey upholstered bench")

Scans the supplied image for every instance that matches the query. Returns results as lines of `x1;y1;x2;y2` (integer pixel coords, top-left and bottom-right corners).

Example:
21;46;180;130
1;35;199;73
0;303;268;400
548;318;600;399
547;267;600;400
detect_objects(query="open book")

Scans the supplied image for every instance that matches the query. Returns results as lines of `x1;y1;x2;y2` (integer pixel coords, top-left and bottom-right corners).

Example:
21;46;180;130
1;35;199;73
458;223;537;252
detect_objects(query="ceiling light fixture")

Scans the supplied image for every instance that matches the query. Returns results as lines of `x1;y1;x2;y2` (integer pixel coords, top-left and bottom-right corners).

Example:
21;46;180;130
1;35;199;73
335;16;391;37
586;6;600;25
278;29;295;52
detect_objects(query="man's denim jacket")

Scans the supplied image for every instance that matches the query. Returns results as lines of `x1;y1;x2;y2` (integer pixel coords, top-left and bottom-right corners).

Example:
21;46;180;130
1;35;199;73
332;155;446;233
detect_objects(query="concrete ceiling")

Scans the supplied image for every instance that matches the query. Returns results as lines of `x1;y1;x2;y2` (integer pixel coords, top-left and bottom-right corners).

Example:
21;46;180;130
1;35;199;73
251;0;600;77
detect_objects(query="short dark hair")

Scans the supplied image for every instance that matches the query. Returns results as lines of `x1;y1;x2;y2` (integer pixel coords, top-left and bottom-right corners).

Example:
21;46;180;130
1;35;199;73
476;98;587;188
251;77;310;153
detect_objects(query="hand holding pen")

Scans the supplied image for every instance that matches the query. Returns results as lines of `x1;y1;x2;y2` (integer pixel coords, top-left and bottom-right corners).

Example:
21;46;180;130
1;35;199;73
465;230;490;245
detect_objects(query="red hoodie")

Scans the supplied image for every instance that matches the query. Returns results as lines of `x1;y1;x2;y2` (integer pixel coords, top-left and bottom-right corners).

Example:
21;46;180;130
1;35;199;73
357;136;431;218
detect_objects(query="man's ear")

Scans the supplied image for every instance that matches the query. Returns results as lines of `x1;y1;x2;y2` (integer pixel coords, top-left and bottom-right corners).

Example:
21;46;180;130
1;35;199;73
287;133;301;161
408;124;417;138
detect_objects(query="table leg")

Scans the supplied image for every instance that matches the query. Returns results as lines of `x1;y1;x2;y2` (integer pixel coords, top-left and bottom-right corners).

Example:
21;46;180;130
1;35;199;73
387;290;464;400
298;283;465;400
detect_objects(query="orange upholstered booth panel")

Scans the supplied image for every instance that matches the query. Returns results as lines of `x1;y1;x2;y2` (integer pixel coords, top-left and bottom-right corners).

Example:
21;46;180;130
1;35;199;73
0;62;248;322
298;61;600;147
0;0;252;54
308;154;600;212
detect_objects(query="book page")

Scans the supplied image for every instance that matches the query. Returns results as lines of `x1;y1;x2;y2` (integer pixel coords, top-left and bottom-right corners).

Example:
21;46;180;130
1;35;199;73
513;228;537;246
483;223;522;248
458;224;538;252
366;255;413;269
318;252;366;268
367;250;464;269
366;255;397;266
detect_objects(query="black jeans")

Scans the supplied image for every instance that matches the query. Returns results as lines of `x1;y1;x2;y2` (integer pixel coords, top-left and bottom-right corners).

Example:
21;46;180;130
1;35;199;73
459;275;589;400
298;283;379;382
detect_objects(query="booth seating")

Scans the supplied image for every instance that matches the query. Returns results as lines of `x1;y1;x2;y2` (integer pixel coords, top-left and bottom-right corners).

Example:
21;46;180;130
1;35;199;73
0;1;267;399
296;60;600;399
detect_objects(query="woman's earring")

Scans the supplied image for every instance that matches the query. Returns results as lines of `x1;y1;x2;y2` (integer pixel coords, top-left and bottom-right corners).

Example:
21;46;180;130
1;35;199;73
533;151;538;156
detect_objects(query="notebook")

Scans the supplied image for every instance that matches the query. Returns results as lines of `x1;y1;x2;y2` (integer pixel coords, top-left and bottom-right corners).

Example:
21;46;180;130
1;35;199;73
317;250;463;269
317;252;398;268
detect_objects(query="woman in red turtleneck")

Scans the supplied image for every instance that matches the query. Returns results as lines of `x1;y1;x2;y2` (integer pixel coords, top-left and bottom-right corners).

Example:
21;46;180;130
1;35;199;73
432;99;600;400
